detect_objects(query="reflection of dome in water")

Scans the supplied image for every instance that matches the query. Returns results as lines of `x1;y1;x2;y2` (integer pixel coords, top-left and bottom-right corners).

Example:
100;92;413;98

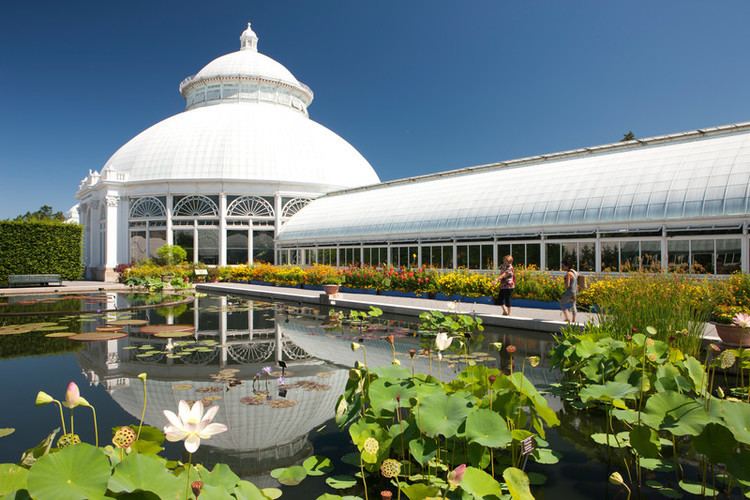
109;370;348;454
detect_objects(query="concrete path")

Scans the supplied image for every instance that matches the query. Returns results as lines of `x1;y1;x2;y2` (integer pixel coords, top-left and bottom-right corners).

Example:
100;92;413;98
0;280;128;296
197;282;592;333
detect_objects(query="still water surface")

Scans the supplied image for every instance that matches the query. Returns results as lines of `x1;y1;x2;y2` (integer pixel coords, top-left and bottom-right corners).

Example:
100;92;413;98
0;292;630;499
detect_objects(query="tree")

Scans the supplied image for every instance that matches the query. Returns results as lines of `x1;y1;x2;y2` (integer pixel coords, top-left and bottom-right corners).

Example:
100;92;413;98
621;131;636;142
156;244;187;265
13;205;66;222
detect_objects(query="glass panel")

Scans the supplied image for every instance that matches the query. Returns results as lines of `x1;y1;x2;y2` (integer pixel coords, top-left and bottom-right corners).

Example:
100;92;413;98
526;244;541;269
691;239;714;274
561;243;578;270
579;242;595;272
546;243;561;270
621;241;640;272
498;244;511;264
511;244;525;267
456;245;468;268
601;241;619;272
443;245;453;269
409;247;419;268
468;245;481;269
173;230;194;262
148;230;166;259
226;230;249;265
130;231;147;263
253;230;275;263
716;239;741;274
481;244;494;269
427;246;440;268
641;241;662;272
668;240;689;273
198;229;219;265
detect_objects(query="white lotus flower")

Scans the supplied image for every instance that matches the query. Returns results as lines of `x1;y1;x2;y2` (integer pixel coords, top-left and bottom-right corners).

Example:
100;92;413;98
733;313;750;329
435;332;453;352
163;400;227;453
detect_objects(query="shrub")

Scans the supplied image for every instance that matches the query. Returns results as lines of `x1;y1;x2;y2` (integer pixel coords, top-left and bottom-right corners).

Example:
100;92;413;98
155;244;187;265
0;221;83;284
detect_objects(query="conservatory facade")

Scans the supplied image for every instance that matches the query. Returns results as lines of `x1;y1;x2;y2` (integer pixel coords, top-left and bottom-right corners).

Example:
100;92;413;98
75;24;379;280
277;122;750;275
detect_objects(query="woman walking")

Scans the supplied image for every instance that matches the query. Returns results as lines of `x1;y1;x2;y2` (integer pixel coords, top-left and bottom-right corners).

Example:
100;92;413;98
496;255;515;316
560;260;578;323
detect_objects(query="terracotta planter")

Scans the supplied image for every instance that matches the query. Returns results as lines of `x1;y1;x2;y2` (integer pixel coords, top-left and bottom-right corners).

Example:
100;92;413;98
713;323;750;347
323;284;340;295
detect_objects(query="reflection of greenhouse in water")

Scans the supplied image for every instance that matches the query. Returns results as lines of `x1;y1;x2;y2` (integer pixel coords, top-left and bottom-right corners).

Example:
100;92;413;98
76;294;563;481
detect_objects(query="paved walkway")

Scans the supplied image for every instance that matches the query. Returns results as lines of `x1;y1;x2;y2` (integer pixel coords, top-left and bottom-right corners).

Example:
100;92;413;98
197;282;593;333
0;280;128;296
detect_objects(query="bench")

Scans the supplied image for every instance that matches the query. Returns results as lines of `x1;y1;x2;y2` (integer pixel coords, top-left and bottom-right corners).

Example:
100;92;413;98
7;274;63;287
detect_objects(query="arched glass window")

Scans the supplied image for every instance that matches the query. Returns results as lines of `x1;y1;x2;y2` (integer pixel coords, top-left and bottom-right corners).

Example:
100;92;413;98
173;195;219;217
129;197;166;219
227;196;274;218
281;198;311;218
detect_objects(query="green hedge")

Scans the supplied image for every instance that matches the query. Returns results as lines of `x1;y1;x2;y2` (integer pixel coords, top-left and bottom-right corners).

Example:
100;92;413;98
0;221;83;285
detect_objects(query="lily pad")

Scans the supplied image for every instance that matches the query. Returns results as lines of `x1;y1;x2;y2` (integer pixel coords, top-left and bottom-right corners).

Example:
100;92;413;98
503;467;534;500
44;332;75;338
642;391;712;436
678;480;718;496
139;324;194;335
303;455;334;476
460;466;502;498
69;332;127;342
27;443;110;500
465;408;512;448
0;428;15;438
108;452;182;498
36;325;68;332
271;465;307;486
0;463;28;495
109;319;149;326
325;475;357;489
416;390;472;438
154;330;194;338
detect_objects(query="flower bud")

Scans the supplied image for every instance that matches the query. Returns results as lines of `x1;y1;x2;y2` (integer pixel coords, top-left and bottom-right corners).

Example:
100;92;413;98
137;372;148;381
35;391;55;406
64;382;81;408
506;345;516;354
527;356;540;368
350;342;361;352
491;342;503;351
608;471;625;486
392;359;401;366
408;349;416;359
191;480;204;497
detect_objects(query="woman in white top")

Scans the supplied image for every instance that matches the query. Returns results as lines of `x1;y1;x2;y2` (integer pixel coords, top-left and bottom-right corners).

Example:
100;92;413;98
560;260;578;323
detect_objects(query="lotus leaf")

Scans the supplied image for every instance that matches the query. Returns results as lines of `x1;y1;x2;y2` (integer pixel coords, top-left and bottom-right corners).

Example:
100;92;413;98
683;356;707;394
0;464;28;495
644;480;681;498
27;443;110;500
503;467;534;500
590;432;630;448
641;391;712;436
44;332;74;338
678;480;718;496
232;480;267;500
460;466;503;498
416;390;472;438
0;428;15;438
531;448;561;464
154;331;195;338
579;381;639;403
261;488;283;499
717;399;750;445
504;372;560;428
401;482;440;500
409;438;438;466
693;422;736;464
629;425;661;458
109;319;149;326
270;465;307;486
108;452;182;499
139;324;193;334
325;475;357;489
368;377;417;413
69;332;127;341
465;408;512;448
36;325;68;332
303;455;334;476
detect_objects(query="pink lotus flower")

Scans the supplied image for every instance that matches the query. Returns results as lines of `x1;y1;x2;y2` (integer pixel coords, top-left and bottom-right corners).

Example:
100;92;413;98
63;382;81;408
448;464;467;488
732;313;750;329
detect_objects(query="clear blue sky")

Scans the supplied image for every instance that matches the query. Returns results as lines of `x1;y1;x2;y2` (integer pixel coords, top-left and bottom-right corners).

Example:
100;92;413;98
1;1;749;219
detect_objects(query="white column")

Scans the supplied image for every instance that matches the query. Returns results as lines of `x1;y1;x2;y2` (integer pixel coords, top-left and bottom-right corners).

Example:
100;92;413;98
275;322;283;363
492;237;498;270
166;196;174;245
595;231;602;273
248;228;254;265
118;197;129;263
417;242;422;267
661;227;669;272
219;193;227;266
387;245;392;267
193;222;199;264
219;296;227;368
540;235;547;270
104;195;119;269
742;223;749;273
274;194;282;265
452;240;458;269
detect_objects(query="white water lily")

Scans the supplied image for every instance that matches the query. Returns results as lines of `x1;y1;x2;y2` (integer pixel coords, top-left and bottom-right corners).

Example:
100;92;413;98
164;400;228;453
435;332;453;352
733;313;750;329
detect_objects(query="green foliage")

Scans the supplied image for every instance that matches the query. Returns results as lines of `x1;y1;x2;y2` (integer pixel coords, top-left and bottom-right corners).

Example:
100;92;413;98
12;205;66;222
335;360;554;498
0;221;83;284
155;244;187;265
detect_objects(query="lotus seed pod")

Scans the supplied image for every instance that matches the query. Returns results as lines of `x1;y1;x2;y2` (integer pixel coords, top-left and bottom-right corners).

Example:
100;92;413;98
113;426;137;449
57;433;81;448
380;458;401;478
363;437;379;455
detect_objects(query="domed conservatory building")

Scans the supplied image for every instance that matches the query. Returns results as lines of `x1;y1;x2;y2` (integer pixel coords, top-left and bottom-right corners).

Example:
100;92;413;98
75;24;379;280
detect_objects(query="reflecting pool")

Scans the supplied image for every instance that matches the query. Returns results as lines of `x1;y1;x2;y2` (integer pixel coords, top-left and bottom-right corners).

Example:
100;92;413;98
0;291;642;498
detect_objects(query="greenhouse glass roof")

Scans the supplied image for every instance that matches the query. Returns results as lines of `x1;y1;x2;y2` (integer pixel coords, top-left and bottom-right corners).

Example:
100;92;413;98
278;122;750;244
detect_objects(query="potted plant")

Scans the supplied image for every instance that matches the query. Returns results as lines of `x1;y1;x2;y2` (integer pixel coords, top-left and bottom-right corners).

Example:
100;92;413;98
711;306;750;347
323;276;342;295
